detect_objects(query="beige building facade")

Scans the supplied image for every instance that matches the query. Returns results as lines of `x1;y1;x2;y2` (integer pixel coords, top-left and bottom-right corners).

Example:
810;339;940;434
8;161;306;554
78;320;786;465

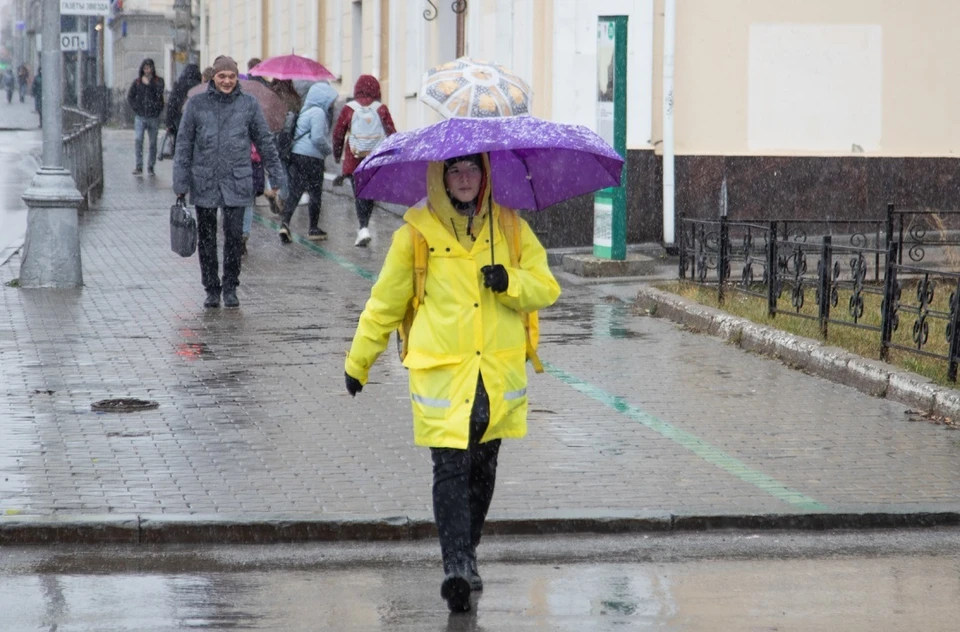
658;0;960;241
198;0;960;246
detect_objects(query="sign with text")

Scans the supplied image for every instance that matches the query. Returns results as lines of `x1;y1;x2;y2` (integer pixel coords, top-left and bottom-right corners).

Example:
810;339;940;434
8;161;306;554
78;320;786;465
60;0;111;17
60;32;89;52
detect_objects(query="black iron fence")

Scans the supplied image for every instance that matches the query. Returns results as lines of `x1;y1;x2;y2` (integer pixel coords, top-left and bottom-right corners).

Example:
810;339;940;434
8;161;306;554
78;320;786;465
62;107;104;208
882;251;960;381
887;204;960;266
679;208;960;381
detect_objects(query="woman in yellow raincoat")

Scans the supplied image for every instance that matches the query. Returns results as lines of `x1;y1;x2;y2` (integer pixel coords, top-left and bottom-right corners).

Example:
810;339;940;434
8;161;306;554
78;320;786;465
344;152;560;612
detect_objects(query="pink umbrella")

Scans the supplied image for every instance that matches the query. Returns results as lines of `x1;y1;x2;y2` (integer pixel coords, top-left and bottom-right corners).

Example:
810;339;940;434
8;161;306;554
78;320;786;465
249;54;336;81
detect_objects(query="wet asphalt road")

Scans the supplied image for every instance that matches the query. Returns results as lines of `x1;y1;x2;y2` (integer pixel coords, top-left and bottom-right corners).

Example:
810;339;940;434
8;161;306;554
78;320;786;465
0;100;39;263
0;132;35;265
3;529;960;631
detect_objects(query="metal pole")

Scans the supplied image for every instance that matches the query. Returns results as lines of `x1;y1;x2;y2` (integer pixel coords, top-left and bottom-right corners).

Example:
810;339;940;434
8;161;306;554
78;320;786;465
456;4;465;57
41;0;63;168
199;0;207;67
718;216;728;305
879;240;898;361
767;222;778;317
187;1;193;64
818;236;832;339
19;0;85;288
97;19;104;86
75;52;84;110
662;0;677;246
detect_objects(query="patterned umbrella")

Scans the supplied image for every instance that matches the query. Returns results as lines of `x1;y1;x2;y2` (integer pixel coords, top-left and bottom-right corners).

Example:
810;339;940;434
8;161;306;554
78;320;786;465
420;57;532;119
249;54;336;82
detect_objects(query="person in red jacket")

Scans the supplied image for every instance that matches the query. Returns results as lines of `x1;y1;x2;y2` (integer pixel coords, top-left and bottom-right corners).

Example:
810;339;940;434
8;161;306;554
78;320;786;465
332;74;397;247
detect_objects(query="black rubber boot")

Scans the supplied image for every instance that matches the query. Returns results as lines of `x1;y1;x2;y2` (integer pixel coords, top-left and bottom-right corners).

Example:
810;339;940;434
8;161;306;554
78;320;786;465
222;288;239;308
441;571;471;613
203;289;220;308
468;556;483;591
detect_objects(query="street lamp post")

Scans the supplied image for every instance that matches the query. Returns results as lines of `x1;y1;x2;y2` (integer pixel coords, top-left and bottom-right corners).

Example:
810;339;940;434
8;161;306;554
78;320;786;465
19;0;84;288
424;1;468;57
173;0;194;70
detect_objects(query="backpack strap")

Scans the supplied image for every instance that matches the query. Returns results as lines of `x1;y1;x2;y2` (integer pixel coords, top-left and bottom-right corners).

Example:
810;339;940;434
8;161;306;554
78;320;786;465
411;224;428;311
398;223;428;361
348;100;382;112
498;209;544;374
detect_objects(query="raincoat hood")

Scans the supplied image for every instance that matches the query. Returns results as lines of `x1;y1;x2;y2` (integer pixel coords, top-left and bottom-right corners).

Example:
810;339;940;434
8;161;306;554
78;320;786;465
424;154;493;250
303;81;338;113
353;74;381;106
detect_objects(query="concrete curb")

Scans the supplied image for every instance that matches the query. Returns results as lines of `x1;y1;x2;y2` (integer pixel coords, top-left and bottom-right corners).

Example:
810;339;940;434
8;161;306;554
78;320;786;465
634;285;960;420
3;510;959;545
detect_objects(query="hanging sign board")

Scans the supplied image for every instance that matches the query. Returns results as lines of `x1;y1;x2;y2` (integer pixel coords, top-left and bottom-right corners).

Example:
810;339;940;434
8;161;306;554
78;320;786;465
60;0;111;17
60;32;89;52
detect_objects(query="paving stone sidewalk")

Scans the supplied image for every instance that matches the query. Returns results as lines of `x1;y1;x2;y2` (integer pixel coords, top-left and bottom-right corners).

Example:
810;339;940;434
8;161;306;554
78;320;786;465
2;129;960;543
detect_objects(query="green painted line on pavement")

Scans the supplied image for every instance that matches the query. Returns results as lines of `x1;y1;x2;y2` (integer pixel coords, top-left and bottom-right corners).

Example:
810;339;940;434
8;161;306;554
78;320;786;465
543;362;829;512
268;208;826;511
254;213;377;281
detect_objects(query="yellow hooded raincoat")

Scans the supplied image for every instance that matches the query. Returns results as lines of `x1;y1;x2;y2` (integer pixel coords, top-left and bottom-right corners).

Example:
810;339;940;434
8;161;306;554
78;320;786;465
345;157;561;449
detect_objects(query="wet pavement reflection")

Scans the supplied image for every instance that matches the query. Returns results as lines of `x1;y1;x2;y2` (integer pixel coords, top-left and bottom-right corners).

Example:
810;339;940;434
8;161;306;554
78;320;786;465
3;531;960;631
3;127;960;539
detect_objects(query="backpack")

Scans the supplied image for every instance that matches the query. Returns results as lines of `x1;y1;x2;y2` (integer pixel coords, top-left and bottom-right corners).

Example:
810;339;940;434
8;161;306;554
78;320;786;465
276;110;307;165
397;208;543;373
346;101;387;159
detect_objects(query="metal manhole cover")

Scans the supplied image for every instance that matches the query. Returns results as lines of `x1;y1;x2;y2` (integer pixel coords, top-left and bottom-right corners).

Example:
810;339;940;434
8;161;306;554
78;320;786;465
91;398;159;412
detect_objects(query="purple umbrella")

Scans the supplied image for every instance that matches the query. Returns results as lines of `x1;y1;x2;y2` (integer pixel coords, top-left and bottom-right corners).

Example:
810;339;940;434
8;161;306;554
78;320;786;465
353;116;624;211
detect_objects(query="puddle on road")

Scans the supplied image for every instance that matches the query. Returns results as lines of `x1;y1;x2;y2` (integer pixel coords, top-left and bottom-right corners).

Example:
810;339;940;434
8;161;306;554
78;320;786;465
176;342;212;359
540;298;648;344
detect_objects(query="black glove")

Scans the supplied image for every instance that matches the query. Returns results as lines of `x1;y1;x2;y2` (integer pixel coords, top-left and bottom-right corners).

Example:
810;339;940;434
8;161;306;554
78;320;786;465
176;193;186;204
481;264;509;293
345;372;363;397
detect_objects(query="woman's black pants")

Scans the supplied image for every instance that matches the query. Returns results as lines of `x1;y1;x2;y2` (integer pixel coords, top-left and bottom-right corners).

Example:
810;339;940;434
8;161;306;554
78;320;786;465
281;153;325;230
351;175;375;228
430;373;501;575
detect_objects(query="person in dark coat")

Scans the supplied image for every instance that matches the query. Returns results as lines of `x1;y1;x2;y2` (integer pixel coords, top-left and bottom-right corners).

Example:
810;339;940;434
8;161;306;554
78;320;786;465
246;58;271;87
17;64;29;103
332;74;396;247
127;58;165;176
3;69;15;104
173;55;288;309
31;67;41;128
270;78;302;115
165;63;202;138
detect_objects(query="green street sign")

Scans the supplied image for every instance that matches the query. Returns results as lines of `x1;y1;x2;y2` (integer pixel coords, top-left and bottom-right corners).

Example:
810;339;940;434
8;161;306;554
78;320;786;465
595;16;627;261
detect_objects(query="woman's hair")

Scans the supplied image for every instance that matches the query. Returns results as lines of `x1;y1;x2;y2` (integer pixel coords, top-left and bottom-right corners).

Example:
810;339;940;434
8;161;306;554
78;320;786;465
201;67;215;83
443;154;484;174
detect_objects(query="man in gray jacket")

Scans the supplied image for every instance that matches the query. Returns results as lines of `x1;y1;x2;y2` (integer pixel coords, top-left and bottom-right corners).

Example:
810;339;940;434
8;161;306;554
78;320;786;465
173;55;287;308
